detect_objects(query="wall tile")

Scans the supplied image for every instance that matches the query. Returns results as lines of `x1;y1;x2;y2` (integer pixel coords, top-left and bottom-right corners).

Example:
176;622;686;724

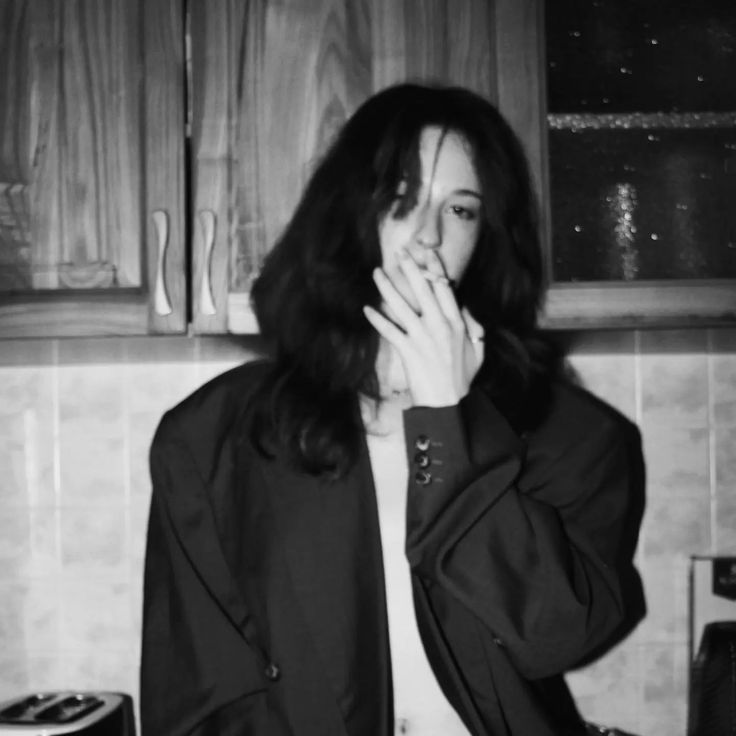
641;425;709;499
129;493;150;570
93;649;139;694
715;427;736;487
0;367;55;417
0;508;56;582
127;411;159;497
1;436;55;507
0;580;60;652
58;433;126;506
59;580;132;651
30;648;139;695
0;654;29;699
58;365;125;437
0;417;39;505
130;566;144;635
566;352;637;421
21;652;84;693
641;496;711;560
640;352;709;427
0;509;31;579
0;326;731;729
126;363;199;417
60;508;127;576
633;558;690;644
0;368;56;507
714;484;736;553
639;331;708;427
27;507;61;576
566;639;642;733
712;352;736;426
639;642;689;736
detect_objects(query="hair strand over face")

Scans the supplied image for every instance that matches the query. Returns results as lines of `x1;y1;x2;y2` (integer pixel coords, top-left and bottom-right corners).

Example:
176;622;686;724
250;83;559;476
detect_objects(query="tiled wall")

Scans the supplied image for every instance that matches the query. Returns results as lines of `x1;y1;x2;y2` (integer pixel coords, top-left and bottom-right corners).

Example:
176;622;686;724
0;328;734;736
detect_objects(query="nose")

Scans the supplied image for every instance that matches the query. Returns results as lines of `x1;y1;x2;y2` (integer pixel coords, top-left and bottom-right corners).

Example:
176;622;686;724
413;206;441;250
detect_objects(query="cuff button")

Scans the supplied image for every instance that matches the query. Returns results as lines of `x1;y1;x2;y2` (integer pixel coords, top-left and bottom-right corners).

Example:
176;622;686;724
414;452;430;468
415;435;430;451
414;470;432;486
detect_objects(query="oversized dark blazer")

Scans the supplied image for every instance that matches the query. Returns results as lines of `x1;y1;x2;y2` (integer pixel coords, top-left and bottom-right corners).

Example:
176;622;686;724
140;358;643;736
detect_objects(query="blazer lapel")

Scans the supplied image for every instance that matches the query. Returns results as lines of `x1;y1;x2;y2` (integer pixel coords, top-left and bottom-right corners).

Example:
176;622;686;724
261;439;392;736
158;430;265;655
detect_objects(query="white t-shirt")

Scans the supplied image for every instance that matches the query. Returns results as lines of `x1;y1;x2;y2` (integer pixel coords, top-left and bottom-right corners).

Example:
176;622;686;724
362;394;469;736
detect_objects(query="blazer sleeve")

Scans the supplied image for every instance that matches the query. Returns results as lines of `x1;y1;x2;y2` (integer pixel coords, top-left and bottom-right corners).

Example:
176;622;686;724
140;417;267;736
402;387;641;681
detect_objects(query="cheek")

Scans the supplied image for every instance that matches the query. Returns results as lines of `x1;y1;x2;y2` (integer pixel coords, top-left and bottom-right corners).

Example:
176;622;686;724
377;221;421;311
378;218;405;264
443;231;479;282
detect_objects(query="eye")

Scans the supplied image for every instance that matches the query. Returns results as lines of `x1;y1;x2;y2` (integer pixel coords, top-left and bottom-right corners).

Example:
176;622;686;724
448;204;478;221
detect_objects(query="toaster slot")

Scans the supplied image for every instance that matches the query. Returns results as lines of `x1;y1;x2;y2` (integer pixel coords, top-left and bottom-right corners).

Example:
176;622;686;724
0;693;56;721
34;694;104;723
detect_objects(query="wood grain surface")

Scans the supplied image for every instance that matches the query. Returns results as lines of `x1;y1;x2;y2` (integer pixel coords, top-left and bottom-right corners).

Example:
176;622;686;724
189;0;519;332
0;0;186;336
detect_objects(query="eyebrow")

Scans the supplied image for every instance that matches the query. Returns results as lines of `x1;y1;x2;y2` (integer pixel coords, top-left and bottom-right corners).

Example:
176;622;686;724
453;189;482;200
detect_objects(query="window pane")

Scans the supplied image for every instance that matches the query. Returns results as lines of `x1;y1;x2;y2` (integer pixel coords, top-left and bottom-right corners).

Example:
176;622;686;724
549;117;736;281
547;0;736;114
546;0;736;284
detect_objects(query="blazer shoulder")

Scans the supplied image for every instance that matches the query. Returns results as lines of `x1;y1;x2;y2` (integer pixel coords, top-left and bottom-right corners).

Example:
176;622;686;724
533;379;639;454
153;358;273;453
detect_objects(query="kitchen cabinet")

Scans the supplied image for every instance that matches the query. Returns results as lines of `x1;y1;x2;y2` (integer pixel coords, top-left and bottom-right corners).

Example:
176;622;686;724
0;0;546;337
0;0;185;337
188;0;539;333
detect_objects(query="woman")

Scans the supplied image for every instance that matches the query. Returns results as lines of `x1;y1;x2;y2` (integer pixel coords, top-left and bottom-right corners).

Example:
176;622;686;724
141;84;644;735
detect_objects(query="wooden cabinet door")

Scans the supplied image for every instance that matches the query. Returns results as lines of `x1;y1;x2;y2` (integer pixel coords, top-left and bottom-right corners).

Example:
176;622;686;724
0;0;186;337
189;0;535;334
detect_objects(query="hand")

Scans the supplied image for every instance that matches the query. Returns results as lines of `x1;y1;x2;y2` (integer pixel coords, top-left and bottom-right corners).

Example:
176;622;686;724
363;249;485;407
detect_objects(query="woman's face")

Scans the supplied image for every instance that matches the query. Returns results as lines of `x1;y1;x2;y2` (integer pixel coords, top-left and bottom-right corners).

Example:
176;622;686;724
378;126;482;309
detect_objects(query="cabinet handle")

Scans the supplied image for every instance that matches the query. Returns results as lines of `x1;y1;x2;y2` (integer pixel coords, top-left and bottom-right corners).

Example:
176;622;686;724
198;209;217;316
152;210;172;316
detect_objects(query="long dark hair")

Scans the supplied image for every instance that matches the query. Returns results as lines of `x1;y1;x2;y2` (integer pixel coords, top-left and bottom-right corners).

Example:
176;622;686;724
251;83;557;476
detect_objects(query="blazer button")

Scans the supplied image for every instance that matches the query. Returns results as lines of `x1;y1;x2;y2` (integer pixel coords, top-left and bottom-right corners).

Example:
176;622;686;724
414;452;430;468
414;470;432;486
264;662;281;681
415;435;430;451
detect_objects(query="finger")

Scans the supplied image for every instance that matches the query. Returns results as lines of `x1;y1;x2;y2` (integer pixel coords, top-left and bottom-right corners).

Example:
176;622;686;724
363;304;408;349
373;268;422;331
398;249;445;323
425;250;464;328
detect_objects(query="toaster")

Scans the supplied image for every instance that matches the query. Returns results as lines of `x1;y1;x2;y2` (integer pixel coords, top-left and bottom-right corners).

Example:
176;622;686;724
0;692;135;735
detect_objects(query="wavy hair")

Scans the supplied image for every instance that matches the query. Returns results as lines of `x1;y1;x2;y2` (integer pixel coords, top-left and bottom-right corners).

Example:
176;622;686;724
251;83;558;476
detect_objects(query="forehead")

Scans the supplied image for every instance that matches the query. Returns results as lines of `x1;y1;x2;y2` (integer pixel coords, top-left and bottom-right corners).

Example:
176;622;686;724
417;126;478;188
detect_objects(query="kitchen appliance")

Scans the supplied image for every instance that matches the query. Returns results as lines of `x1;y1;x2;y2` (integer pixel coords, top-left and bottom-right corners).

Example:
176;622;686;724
688;556;736;736
0;692;134;735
